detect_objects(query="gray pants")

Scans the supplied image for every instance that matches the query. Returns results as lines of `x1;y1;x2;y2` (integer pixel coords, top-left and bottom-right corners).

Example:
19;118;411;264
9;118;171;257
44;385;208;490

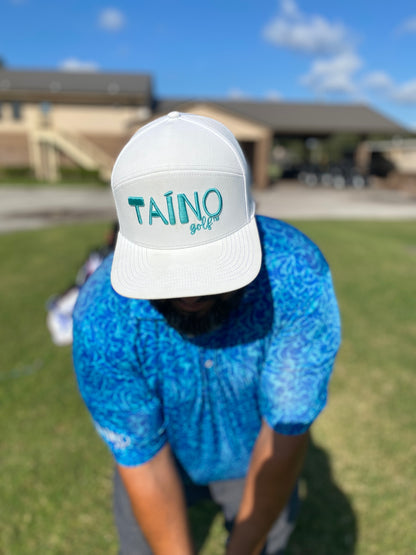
113;465;299;555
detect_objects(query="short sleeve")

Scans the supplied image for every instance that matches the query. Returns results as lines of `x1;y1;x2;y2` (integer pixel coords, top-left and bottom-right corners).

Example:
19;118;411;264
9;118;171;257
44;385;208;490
260;264;341;435
72;309;167;467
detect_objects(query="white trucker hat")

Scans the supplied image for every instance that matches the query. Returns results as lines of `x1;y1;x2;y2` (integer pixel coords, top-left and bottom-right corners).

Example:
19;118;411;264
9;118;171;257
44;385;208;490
110;111;262;299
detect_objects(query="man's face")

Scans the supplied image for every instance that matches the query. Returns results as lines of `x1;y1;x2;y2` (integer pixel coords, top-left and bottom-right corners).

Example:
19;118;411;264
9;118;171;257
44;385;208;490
151;290;243;336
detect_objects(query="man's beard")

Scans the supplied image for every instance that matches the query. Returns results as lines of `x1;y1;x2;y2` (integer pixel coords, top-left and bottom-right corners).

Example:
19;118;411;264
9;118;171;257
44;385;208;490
151;290;244;336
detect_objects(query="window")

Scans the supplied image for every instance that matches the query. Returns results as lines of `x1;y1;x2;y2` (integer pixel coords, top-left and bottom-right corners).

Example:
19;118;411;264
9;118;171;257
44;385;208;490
40;101;51;115
12;101;22;120
40;101;51;126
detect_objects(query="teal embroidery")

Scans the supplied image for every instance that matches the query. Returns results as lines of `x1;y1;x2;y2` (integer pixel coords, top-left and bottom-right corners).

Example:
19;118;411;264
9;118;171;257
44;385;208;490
128;189;224;229
128;197;145;224
164;192;176;225
202;188;223;217
149;197;168;225
177;193;202;224
190;215;220;235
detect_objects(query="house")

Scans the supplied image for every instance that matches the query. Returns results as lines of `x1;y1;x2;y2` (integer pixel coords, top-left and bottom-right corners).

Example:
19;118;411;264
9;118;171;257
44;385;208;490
0;69;152;181
0;68;407;188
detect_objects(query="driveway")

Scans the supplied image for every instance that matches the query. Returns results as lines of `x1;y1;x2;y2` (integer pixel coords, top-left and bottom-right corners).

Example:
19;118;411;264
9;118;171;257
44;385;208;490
1;181;416;233
0;186;116;233
253;182;416;220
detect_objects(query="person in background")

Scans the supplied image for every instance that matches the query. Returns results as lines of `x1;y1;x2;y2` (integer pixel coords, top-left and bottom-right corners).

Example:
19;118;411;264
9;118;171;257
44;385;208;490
46;221;118;346
73;112;341;555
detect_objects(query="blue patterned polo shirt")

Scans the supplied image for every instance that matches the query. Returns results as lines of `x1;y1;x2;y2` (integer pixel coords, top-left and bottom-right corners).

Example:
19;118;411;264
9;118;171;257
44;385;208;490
72;215;341;484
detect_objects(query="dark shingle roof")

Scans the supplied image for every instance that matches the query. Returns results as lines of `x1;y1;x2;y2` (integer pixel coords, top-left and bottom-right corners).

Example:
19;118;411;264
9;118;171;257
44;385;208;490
154;98;406;135
0;69;152;104
220;100;406;134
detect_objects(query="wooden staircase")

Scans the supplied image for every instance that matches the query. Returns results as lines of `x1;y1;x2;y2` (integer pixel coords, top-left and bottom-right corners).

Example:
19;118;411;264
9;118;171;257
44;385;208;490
29;128;114;182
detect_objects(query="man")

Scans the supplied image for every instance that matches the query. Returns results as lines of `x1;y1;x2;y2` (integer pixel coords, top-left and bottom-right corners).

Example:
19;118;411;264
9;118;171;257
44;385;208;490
73;112;341;555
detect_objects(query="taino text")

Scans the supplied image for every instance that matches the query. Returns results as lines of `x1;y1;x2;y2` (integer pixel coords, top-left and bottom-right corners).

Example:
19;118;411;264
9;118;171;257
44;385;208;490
128;188;223;227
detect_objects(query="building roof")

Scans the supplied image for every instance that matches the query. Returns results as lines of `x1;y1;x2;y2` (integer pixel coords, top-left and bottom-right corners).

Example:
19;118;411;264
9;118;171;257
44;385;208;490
154;98;407;135
0;68;406;135
0;69;152;105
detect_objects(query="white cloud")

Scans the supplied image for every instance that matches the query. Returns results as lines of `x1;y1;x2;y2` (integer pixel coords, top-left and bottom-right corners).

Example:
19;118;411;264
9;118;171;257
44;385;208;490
396;16;416;34
300;52;362;95
392;79;416;104
362;70;416;105
265;90;283;100
262;0;351;56
280;0;301;19
59;58;99;72
262;0;416;107
98;8;125;32
362;71;394;93
227;88;249;99
362;72;390;89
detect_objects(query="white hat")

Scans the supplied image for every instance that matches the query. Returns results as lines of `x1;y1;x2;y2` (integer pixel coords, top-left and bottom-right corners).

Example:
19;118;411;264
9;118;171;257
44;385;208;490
110;111;262;299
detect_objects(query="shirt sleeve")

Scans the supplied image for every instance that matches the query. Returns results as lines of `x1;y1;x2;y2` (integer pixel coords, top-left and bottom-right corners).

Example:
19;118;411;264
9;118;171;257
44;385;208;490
72;310;167;467
260;260;341;435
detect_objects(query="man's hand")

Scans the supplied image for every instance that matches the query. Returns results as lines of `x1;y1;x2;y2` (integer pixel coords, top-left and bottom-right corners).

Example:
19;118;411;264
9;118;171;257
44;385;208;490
117;444;195;555
226;421;309;555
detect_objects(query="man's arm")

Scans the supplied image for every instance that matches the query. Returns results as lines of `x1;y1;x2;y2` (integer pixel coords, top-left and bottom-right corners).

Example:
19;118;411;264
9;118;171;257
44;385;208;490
117;444;194;555
226;421;309;555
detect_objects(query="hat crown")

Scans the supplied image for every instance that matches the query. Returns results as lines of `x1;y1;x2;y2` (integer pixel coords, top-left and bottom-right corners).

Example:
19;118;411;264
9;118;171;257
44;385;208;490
112;112;248;188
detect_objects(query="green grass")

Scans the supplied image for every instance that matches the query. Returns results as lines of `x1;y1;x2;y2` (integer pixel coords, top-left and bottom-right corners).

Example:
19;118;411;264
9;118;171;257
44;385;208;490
1;220;415;554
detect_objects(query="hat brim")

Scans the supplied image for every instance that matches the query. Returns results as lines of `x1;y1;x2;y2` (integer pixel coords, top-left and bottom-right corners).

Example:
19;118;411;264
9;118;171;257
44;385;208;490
111;217;262;299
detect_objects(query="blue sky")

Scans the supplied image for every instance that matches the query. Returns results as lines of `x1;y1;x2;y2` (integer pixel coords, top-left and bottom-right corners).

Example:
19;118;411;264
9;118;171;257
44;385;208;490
3;0;416;129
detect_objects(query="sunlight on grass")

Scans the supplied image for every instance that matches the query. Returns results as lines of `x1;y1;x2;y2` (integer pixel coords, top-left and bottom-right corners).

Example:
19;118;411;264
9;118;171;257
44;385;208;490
1;220;415;554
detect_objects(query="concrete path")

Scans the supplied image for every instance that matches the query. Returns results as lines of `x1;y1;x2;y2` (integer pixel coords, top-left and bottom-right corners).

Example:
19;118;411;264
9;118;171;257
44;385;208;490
0;186;116;233
1;182;416;233
254;182;416;220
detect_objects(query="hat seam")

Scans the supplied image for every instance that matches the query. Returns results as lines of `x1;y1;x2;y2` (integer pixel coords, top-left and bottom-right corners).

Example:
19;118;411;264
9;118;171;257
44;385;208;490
112;168;245;190
112;116;166;182
181;114;249;218
181;113;246;177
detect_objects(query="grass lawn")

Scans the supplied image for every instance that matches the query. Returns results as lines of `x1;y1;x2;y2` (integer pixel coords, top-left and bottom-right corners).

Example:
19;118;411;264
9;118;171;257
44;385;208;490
1;219;415;554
